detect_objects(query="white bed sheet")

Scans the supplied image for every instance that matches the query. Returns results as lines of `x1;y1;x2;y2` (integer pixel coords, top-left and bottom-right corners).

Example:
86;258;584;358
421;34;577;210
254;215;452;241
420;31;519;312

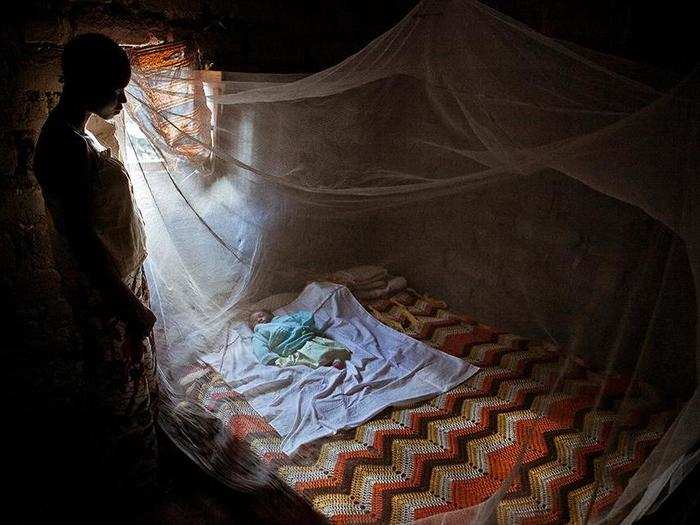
201;281;479;455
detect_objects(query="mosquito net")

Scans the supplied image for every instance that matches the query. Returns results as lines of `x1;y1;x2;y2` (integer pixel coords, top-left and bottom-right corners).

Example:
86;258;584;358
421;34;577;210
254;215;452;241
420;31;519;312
109;0;698;522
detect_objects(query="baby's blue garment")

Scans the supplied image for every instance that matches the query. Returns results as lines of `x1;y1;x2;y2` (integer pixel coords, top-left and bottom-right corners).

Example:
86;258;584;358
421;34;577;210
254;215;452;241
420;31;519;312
252;311;318;365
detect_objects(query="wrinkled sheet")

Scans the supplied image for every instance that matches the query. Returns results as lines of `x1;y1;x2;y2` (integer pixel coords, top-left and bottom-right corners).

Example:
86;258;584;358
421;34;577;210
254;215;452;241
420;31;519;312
201;282;479;454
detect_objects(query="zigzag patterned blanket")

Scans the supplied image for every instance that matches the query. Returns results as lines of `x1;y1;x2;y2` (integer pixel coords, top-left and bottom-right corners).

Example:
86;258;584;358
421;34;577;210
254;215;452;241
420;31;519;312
185;289;673;524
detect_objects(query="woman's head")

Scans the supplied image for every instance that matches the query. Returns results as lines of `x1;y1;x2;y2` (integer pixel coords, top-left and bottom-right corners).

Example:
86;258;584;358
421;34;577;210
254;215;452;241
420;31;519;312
249;309;273;328
61;33;131;119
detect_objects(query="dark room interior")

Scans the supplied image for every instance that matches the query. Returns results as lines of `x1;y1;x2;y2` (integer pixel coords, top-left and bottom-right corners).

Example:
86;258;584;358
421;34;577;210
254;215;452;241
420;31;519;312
3;1;699;524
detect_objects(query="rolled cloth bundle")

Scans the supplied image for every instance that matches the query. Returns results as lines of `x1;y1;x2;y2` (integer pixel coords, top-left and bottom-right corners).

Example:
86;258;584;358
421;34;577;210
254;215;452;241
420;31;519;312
324;265;387;287
320;265;407;299
354;276;408;299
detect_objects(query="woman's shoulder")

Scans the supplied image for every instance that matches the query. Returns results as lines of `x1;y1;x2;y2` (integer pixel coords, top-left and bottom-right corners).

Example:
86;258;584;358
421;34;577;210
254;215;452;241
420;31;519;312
35;113;96;186
37;112;91;156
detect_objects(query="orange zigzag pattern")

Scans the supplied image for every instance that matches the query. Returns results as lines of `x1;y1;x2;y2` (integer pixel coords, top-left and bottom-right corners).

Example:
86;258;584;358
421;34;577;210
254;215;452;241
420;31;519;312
183;288;673;524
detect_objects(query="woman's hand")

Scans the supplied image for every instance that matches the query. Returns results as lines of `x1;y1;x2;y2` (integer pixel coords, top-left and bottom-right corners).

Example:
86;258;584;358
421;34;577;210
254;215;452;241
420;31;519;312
119;301;156;369
124;301;157;342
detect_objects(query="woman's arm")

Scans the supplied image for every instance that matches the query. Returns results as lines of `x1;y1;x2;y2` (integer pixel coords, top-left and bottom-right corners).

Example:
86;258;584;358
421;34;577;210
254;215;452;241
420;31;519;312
41;131;155;339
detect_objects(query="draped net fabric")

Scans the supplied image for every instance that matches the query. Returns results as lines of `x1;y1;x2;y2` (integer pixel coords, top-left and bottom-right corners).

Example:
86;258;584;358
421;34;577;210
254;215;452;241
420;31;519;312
114;0;699;522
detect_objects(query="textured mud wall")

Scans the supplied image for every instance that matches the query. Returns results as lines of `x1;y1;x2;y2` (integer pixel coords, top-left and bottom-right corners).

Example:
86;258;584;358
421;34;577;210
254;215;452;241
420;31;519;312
369;171;696;395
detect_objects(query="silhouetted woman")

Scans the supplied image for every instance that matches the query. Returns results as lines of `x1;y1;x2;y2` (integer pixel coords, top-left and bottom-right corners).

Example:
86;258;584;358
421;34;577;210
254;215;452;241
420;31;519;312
33;33;158;504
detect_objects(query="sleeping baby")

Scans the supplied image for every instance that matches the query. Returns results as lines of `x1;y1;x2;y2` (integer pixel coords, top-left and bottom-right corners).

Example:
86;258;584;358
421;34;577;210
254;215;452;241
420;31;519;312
248;309;351;369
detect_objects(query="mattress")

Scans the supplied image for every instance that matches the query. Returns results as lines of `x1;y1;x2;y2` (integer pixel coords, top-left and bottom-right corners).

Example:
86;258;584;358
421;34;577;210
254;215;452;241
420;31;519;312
185;287;674;524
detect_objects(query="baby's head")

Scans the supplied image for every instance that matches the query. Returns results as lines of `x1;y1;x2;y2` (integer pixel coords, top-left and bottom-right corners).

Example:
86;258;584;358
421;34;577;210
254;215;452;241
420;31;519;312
249;309;273;328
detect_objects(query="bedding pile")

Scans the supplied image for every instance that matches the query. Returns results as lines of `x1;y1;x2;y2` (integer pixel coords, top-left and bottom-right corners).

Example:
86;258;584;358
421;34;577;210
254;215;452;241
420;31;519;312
324;265;408;300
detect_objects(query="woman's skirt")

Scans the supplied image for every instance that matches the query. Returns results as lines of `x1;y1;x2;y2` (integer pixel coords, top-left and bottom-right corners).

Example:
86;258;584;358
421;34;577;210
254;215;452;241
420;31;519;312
87;265;160;497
